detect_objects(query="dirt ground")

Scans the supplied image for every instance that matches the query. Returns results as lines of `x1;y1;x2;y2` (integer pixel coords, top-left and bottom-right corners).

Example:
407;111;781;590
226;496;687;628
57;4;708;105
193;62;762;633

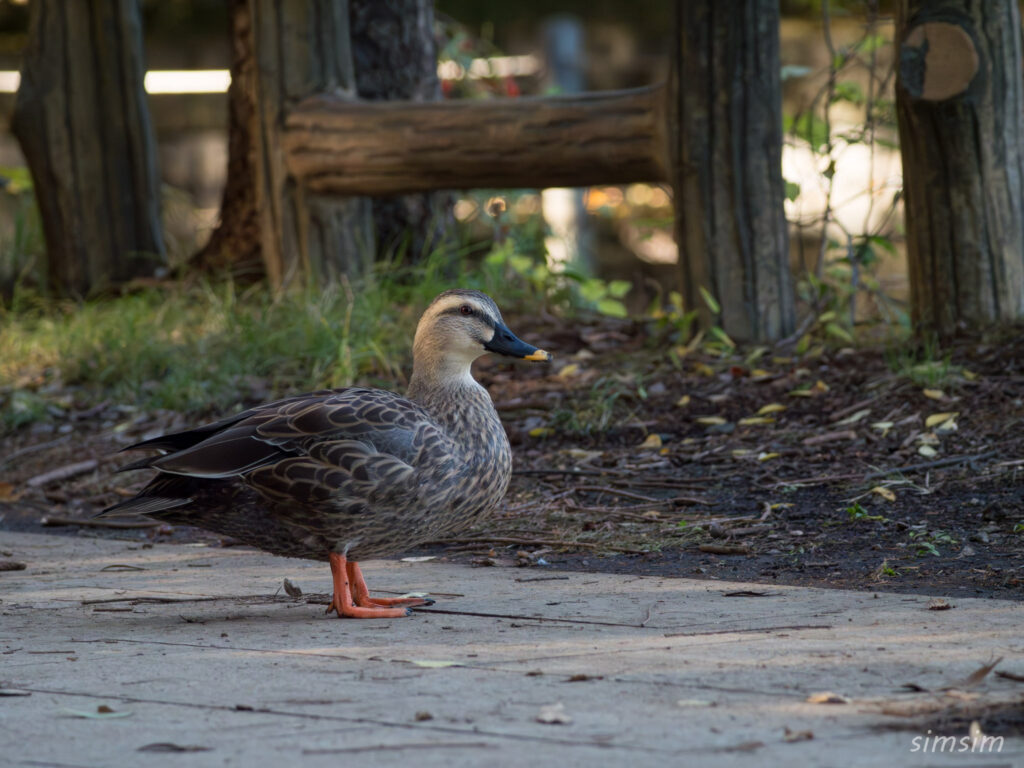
2;317;1022;600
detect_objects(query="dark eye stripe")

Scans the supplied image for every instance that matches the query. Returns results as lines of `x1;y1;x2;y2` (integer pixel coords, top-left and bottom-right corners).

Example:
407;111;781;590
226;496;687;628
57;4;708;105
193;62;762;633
441;305;496;328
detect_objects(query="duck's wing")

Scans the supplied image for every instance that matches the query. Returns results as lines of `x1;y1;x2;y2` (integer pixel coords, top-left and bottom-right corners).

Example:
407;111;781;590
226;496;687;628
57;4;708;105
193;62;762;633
103;388;456;514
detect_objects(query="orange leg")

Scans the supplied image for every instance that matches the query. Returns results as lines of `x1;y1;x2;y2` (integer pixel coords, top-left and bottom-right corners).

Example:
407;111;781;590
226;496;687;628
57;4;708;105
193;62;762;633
325;552;410;619
346;561;434;609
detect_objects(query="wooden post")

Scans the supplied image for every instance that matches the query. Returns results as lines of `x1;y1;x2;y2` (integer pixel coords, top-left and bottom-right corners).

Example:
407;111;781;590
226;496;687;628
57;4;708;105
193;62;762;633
11;0;165;296
250;0;372;288
896;0;1024;335
669;0;794;342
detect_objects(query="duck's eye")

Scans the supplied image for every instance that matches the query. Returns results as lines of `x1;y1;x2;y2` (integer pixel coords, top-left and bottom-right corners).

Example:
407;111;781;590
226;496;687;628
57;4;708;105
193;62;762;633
459;305;473;316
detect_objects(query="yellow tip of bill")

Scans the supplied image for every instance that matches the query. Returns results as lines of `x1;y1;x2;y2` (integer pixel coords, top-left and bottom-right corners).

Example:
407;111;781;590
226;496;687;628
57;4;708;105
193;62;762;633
524;349;552;362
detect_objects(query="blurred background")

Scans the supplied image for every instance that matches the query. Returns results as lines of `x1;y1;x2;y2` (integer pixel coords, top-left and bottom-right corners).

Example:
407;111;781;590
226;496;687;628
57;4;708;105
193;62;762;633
0;0;904;321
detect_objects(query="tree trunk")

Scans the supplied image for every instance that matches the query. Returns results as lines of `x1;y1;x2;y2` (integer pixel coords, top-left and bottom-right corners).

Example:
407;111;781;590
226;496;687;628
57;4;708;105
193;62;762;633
284;87;668;194
250;0;372;288
11;0;165;296
895;0;1024;335
350;0;453;261
190;0;262;279
669;0;794;342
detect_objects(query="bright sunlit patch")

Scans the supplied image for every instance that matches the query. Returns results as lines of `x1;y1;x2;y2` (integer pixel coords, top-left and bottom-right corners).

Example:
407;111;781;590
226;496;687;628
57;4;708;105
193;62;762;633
0;71;20;92
144;70;232;94
0;69;234;94
437;54;541;81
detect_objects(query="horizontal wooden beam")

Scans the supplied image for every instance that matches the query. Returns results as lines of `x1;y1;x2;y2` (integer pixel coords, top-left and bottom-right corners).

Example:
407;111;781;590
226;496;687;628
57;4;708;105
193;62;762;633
283;84;668;195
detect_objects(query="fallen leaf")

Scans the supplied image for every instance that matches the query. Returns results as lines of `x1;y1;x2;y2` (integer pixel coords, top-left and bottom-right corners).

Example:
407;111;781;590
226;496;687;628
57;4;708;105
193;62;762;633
922;388;945;400
962;369;979;381
806;692;849;704
0;482;18;501
282;578;302;598
871;486;896;502
738;416;774;426
557;363;579;379
925;411;958;429
639;433;663;449
536;702;572;725
751;368;772;379
995;670;1024;683
694;362;715;377
956;657;1002;689
917;445;938;458
871;421;894;436
757;452;780;462
566;448;602;461
836;409;871;425
528;427;553;438
696;416;727;426
783;727;814;742
757;403;786;415
927;598;952;611
60;707;132;719
675;395;691;408
410;660;460;669
698;544;750;555
138;743;211;753
723;741;764;752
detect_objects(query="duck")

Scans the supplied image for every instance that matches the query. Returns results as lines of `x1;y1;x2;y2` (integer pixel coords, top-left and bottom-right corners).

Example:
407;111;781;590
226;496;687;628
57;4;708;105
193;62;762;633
99;289;551;618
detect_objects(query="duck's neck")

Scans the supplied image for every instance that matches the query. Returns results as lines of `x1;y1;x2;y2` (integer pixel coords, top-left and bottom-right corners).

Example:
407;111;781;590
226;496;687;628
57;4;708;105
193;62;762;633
407;356;499;438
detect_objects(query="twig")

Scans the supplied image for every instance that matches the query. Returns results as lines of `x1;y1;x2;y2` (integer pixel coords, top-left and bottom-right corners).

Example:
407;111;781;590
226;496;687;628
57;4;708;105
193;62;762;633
41;515;161;529
572;484;661;502
27;460;99;488
612;479;709;491
861;451;997;480
425;536;645;554
802;430;858;446
0;435;72;470
513;469;609;477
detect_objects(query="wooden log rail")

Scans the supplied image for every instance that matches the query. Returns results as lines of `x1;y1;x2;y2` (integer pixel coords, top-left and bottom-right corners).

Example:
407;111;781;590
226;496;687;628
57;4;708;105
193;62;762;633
283;85;669;196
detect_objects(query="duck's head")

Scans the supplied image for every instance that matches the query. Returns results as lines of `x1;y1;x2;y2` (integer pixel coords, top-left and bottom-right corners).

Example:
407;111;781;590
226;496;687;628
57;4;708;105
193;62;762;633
413;289;551;379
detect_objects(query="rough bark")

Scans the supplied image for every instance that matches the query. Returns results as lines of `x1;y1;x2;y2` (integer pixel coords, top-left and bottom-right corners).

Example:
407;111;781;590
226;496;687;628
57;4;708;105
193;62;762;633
11;0;165;296
250;0;372;288
350;0;453;261
189;0;262;279
896;0;1024;335
669;0;794;342
284;86;668;194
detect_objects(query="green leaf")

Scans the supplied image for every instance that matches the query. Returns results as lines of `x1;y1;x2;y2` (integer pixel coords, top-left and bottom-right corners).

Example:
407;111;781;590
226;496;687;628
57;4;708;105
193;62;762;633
790;112;830;151
709;325;736;348
867;235;898;257
698;286;721;314
596;298;628;318
825;322;854;343
607;279;632;299
784;180;801;202
833;81;864;105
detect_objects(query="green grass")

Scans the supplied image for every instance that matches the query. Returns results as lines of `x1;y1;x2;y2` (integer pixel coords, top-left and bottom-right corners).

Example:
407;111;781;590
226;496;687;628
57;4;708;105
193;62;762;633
0;251;536;432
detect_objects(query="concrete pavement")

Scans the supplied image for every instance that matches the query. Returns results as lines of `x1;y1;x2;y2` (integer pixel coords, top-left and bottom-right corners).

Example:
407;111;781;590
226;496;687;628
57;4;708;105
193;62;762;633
1;530;1022;767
